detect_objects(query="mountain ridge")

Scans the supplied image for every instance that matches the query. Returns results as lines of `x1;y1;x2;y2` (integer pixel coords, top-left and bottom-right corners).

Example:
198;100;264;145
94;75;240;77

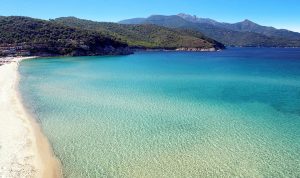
53;17;225;50
119;14;300;47
177;13;300;39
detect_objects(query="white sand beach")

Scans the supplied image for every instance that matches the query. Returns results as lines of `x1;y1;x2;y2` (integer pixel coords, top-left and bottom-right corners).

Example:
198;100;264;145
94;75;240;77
0;57;61;178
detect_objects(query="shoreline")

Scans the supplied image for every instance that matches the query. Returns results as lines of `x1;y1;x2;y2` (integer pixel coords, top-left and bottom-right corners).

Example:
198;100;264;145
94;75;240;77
0;57;62;178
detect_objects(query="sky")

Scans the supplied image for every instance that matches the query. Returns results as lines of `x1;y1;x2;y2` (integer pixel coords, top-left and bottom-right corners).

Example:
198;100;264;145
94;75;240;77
1;0;300;32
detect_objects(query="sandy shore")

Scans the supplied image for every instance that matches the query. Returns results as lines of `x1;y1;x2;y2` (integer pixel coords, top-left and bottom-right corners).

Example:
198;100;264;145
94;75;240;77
0;57;62;178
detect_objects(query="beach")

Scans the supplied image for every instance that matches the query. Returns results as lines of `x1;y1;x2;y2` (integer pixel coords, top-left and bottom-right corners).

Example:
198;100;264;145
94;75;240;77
0;57;61;178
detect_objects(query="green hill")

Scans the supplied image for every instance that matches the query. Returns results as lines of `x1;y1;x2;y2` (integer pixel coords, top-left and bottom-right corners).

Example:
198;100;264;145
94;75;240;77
0;16;131;56
53;17;225;50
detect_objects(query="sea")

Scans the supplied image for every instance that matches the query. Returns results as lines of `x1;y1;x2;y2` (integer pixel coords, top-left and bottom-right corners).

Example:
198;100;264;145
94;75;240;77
19;48;300;177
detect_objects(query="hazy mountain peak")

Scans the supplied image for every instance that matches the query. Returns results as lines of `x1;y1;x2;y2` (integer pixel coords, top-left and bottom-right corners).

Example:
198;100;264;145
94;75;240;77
233;19;260;31
240;19;256;25
243;19;252;22
177;13;219;25
177;13;197;19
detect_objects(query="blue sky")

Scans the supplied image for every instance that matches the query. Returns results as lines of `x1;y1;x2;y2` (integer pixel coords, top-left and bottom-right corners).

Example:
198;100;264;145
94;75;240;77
1;0;300;32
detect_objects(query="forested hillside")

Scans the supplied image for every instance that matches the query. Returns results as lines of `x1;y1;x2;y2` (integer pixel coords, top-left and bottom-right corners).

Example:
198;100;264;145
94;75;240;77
0;16;131;56
54;17;225;50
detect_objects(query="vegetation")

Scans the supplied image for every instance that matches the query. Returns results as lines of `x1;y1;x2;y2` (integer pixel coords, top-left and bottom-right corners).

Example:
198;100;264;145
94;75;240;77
120;15;300;47
0;16;131;56
54;17;225;50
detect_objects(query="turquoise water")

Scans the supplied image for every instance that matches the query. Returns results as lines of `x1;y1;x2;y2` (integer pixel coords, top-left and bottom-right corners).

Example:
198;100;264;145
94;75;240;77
20;48;300;177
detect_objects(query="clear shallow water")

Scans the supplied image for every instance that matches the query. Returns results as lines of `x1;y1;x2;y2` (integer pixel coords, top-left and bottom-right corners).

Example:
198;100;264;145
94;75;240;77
19;48;300;177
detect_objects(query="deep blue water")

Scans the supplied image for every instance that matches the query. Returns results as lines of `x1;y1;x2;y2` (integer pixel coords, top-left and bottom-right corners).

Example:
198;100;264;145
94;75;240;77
20;48;300;177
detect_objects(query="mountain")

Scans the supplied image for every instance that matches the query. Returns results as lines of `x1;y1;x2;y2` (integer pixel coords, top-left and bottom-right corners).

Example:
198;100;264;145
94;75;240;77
177;13;219;25
119;14;300;47
178;14;300;40
54;17;225;50
226;20;300;40
0;16;131;56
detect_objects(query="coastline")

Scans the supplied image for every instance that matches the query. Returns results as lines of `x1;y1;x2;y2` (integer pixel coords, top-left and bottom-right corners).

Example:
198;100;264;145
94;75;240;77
0;57;61;178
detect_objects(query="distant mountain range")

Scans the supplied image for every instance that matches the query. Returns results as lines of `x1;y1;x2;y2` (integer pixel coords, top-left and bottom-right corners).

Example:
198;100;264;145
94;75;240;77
119;13;300;47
